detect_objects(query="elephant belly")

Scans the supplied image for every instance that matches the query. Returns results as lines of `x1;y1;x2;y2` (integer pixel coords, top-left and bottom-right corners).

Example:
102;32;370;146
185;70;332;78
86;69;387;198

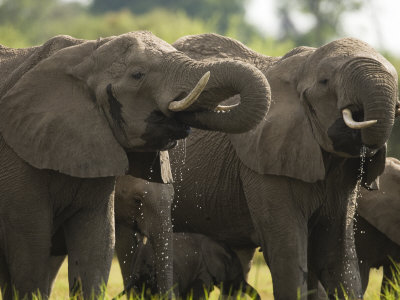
170;130;256;247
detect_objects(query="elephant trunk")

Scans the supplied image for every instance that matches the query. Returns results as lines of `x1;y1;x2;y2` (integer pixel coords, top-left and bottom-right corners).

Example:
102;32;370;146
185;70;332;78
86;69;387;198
341;58;397;149
149;216;173;295
143;184;174;295
172;57;271;133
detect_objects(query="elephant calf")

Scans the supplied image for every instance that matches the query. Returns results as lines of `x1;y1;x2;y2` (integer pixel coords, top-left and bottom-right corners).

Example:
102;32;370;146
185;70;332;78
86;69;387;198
114;175;259;299
125;232;260;299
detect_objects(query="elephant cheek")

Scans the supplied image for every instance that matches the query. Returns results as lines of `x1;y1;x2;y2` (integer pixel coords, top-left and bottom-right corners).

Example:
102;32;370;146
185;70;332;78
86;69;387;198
327;118;362;156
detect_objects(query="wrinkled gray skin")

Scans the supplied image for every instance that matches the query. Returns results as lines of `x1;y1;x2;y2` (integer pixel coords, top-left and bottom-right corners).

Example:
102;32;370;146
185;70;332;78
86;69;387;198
356;157;400;296
0;32;271;299
310;157;400;299
132;233;260;299
114;176;260;299
168;34;399;299
114;175;175;297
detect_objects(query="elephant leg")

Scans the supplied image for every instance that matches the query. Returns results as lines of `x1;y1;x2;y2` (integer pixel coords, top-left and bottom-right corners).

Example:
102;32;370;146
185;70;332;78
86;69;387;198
307;271;328;300
232;248;256;280
63;178;115;298
241;170;309;300
5;220;54;299
0;254;11;300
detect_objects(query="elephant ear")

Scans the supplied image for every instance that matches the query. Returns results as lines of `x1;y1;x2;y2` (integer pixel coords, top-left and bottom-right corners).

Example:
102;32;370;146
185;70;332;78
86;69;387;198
229;51;325;182
127;151;173;184
0;38;128;178
357;157;400;245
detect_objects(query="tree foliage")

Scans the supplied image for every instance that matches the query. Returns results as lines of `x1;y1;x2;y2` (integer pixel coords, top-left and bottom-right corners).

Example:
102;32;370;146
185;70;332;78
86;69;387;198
277;0;362;46
90;0;248;34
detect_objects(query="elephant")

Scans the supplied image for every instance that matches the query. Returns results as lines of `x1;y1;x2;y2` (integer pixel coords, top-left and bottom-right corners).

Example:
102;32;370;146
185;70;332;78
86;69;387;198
0;31;271;299
131;232;261;299
165;34;399;299
114;175;260;299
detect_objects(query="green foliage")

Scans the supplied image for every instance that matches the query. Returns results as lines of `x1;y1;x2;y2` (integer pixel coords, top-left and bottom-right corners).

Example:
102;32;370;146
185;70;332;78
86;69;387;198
277;0;362;46
90;0;248;34
0;0;292;57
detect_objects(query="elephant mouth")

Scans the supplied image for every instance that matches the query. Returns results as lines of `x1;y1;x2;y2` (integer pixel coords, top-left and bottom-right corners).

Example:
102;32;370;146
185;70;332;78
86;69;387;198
327;109;378;157
138;110;190;151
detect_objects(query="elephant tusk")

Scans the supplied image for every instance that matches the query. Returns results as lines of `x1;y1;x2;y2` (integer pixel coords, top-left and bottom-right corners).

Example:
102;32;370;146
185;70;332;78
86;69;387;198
142;236;148;245
214;103;239;113
168;71;210;112
342;108;377;129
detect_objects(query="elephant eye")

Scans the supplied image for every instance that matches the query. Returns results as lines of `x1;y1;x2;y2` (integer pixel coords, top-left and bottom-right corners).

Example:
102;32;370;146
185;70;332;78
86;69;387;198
319;79;329;85
132;72;145;80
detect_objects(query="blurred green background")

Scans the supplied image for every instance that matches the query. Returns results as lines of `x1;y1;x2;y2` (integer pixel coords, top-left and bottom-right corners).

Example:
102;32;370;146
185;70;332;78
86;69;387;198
0;0;399;156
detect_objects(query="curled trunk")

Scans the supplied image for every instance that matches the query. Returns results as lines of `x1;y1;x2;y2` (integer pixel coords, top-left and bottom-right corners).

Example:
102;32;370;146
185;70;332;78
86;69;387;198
341;58;397;149
167;55;271;133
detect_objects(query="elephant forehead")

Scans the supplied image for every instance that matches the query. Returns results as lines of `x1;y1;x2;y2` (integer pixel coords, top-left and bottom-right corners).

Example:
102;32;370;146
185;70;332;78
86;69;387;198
122;31;176;55
116;175;151;197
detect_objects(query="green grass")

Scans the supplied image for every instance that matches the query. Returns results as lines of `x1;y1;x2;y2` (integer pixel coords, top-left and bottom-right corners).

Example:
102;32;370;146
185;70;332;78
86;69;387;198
0;252;391;299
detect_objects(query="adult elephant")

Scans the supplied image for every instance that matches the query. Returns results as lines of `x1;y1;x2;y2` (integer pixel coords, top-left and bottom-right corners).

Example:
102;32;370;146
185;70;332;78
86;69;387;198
168;34;399;299
0;31;271;299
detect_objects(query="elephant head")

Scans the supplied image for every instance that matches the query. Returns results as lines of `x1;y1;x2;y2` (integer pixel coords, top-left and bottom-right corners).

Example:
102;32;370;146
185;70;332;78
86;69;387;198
0;31;271;179
174;34;398;183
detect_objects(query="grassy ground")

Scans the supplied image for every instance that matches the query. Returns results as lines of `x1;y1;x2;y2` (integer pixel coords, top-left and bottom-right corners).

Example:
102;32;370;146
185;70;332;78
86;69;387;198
0;251;386;299
43;252;384;299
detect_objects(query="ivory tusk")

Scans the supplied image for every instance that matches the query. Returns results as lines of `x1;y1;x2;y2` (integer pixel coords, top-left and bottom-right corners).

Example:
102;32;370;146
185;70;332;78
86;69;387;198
342;108;377;129
396;107;400;117
168;71;210;112
214;103;239;112
142;236;148;245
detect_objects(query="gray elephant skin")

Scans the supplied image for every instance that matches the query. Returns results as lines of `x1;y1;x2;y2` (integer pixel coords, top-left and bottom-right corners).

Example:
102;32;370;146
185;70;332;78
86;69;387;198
166;34;399;299
356;157;400;296
114;175;260;299
131;232;261;299
309;157;400;299
0;31;271;299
